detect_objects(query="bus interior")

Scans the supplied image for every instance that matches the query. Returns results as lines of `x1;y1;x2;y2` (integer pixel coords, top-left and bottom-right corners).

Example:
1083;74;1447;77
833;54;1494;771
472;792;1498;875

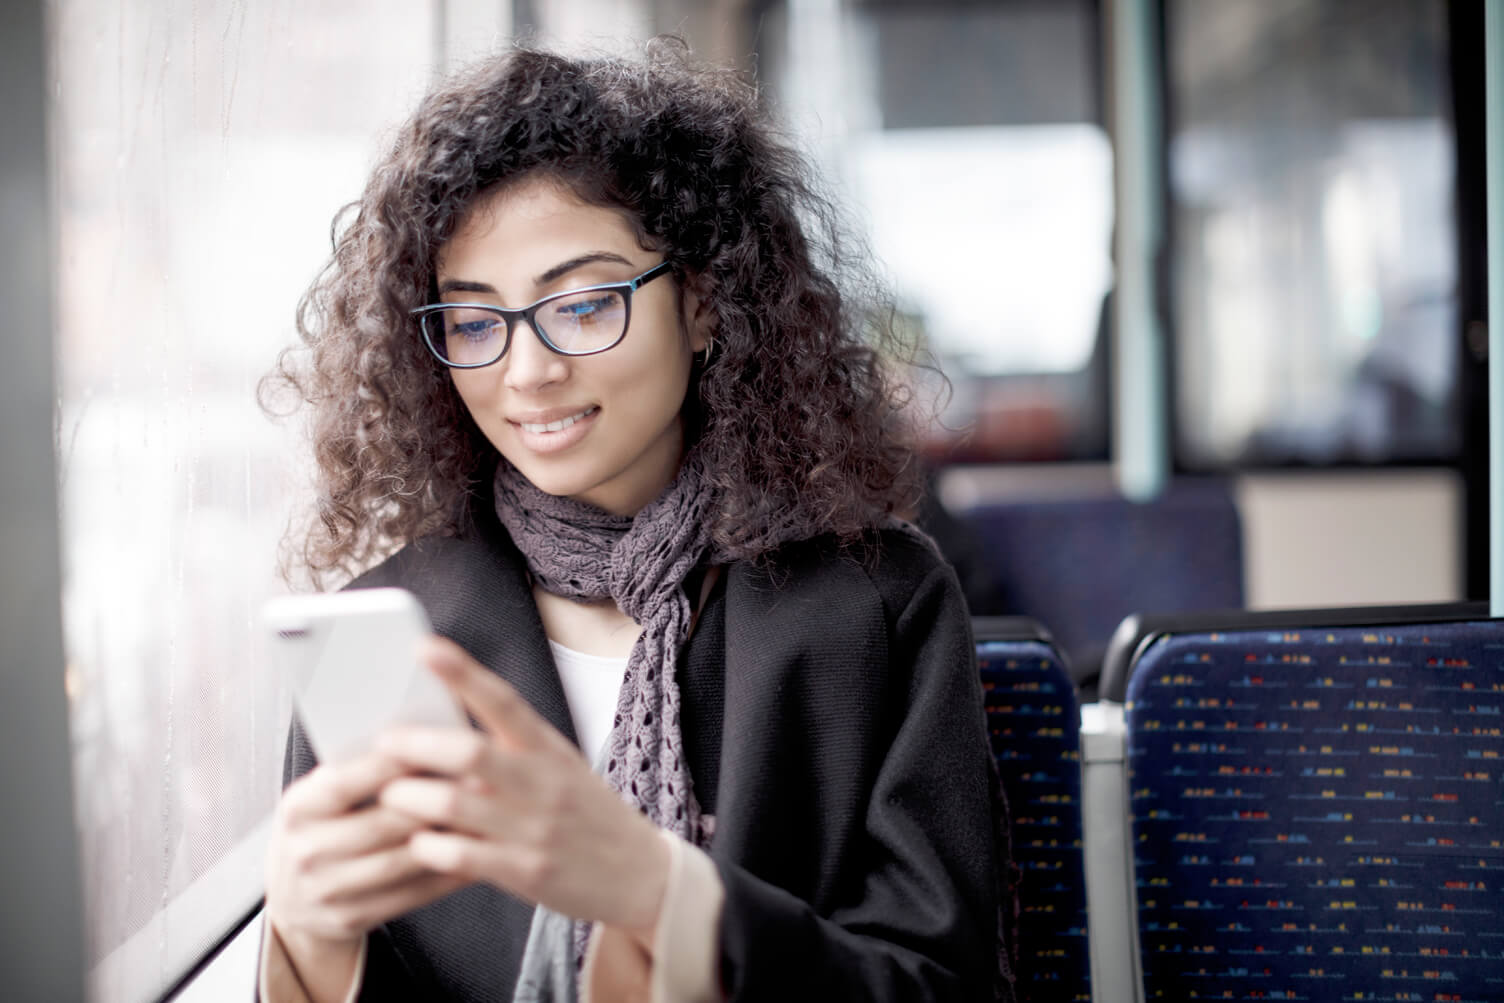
3;1;1502;1000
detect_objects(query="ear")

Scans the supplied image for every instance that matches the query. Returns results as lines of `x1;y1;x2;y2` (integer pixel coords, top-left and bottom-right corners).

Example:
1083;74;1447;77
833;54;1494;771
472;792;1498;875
680;273;717;354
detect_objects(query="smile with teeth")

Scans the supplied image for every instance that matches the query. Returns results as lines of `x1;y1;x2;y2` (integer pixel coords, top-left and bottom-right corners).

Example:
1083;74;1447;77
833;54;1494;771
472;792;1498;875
518;406;598;434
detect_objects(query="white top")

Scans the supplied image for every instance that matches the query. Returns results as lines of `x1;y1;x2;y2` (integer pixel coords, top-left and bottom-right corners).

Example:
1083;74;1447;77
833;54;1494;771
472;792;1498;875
548;639;629;765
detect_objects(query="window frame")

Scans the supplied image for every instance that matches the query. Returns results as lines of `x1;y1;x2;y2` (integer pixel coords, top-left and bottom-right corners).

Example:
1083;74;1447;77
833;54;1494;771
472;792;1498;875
1156;0;1485;597
0;0;89;997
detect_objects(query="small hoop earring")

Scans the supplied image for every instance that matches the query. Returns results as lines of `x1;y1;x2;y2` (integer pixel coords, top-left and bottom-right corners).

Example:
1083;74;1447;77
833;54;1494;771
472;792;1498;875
701;335;716;364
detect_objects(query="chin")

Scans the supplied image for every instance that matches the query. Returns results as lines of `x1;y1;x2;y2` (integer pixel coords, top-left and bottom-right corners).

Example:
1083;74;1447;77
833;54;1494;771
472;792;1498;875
506;463;588;499
504;454;612;500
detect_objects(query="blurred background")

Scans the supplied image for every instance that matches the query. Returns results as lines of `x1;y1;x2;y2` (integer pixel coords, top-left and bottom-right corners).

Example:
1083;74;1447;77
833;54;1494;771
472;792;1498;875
9;0;1485;998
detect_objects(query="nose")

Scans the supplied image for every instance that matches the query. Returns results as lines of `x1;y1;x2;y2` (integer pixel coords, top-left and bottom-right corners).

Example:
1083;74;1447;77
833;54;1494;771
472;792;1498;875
503;319;569;392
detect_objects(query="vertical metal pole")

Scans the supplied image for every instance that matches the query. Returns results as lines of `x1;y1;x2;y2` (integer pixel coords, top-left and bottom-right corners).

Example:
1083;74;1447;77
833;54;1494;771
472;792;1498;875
1112;0;1169;502
0;0;88;997
1489;0;1504;615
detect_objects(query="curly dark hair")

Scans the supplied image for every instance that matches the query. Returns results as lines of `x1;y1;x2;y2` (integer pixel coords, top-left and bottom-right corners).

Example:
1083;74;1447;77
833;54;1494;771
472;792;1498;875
265;38;927;586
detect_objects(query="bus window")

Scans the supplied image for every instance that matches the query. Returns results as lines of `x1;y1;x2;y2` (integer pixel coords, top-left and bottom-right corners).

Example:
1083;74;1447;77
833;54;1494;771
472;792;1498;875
52;2;438;996
1165;0;1459;468
763;0;1114;463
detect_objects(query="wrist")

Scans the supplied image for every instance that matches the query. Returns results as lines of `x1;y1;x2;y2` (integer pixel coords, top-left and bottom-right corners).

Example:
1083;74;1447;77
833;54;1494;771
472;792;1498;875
623;827;673;951
264;919;366;1003
270;917;363;967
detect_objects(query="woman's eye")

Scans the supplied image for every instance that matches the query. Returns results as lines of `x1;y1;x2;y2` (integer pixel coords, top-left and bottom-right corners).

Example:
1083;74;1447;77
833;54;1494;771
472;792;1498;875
451;318;500;341
554;296;614;323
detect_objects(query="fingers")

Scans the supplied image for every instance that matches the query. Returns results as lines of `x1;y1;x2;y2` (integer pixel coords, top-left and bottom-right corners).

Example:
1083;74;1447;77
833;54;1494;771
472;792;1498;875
300;869;470;943
281;752;405;824
379;775;504;834
376;725;498;779
267;817;457;945
299;804;425;866
274;803;426;900
406;830;547;903
420;637;555;751
327;872;470;937
268;742;482;949
308;842;430;903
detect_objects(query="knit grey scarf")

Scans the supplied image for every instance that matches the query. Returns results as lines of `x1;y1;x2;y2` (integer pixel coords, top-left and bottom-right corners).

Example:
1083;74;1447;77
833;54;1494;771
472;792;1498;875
494;456;718;1002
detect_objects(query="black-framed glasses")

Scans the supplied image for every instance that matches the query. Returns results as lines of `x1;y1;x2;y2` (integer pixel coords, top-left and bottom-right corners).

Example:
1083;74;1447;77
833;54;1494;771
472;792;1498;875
411;261;672;368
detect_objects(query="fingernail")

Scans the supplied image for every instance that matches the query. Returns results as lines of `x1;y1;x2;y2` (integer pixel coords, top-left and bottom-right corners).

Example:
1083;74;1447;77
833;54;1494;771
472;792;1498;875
428;655;461;677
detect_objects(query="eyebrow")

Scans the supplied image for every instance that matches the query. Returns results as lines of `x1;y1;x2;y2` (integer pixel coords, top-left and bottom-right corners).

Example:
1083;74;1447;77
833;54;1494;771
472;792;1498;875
436;251;637;297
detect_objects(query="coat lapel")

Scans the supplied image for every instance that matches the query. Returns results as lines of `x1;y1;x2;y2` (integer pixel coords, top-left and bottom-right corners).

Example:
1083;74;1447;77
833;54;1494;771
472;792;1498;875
714;540;889;907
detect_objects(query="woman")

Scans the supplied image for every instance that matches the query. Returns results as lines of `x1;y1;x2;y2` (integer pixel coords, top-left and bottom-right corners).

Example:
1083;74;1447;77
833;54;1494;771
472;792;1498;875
260;39;1012;1003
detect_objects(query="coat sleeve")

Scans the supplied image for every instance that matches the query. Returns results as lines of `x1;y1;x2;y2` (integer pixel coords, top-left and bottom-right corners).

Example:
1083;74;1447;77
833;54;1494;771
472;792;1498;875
713;554;1015;1002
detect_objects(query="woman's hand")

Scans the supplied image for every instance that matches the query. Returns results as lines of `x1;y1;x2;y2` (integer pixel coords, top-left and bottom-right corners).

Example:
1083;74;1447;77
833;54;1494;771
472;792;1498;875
263;750;468;996
376;636;672;947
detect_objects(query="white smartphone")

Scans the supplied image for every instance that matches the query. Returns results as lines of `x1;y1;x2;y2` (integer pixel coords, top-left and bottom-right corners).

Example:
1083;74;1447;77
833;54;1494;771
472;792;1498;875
262;587;467;764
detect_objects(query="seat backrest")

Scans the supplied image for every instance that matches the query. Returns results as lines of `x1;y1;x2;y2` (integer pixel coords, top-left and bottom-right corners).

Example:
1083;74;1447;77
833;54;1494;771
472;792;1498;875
963;479;1244;692
1102;602;1491;704
975;617;1091;1003
1123;613;1504;1001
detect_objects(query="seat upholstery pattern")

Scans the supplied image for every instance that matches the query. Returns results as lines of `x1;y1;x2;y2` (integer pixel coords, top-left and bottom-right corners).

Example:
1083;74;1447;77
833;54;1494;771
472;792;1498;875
980;638;1091;1002
1125;621;1504;1001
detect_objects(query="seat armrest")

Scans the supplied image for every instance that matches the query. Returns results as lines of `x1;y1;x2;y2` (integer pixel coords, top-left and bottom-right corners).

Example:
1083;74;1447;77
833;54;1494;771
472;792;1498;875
1078;703;1139;1003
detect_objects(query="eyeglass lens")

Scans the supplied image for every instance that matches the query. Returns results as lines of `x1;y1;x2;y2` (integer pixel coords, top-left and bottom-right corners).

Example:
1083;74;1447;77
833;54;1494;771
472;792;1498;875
422;287;629;365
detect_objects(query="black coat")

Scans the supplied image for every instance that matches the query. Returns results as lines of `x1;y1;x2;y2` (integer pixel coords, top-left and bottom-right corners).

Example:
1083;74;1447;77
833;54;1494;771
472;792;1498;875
282;502;1011;1001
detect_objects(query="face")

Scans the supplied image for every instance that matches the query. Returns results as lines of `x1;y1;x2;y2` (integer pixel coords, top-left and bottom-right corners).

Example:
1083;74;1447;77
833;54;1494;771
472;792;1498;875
435;177;709;517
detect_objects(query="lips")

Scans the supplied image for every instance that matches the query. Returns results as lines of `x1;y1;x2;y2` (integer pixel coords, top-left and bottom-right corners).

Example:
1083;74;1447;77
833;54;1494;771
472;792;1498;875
508;404;601;456
512;405;599;434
